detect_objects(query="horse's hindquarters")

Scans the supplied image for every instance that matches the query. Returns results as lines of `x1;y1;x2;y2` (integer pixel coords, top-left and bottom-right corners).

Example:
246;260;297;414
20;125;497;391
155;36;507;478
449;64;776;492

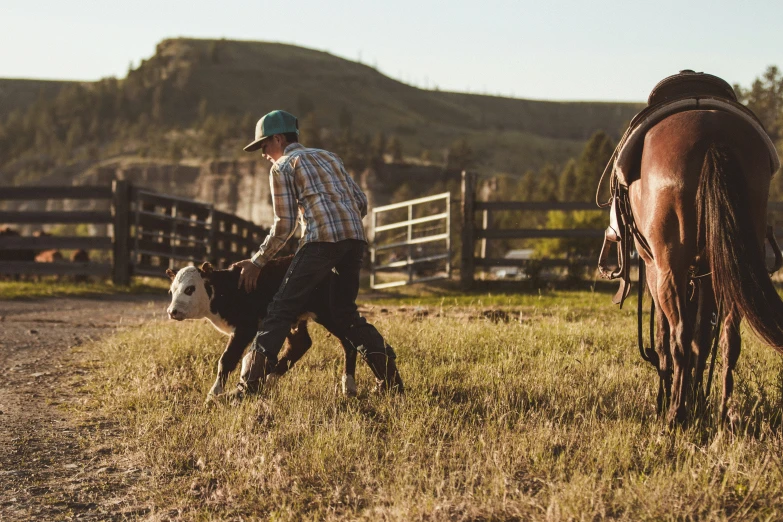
629;110;774;424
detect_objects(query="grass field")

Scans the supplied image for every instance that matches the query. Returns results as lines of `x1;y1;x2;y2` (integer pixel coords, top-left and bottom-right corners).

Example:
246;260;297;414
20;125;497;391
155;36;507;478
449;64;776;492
79;288;783;520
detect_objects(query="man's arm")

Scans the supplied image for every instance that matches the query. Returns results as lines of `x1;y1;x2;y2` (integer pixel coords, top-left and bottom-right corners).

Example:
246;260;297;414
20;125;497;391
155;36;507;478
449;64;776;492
250;164;299;267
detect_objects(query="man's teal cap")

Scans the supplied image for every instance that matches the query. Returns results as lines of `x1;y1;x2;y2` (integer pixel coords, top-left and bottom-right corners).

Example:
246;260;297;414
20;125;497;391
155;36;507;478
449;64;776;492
244;110;299;152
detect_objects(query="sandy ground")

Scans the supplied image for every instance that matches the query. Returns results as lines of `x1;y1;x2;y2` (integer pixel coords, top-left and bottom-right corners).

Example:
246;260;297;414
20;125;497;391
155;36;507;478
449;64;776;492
0;294;169;521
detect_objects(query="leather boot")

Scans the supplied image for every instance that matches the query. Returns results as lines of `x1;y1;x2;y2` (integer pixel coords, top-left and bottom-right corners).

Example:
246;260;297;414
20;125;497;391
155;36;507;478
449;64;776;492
364;352;404;394
226;350;267;403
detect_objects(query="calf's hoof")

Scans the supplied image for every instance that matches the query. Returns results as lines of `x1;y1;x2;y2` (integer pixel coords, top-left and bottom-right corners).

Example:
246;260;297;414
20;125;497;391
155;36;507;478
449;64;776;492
341;374;357;397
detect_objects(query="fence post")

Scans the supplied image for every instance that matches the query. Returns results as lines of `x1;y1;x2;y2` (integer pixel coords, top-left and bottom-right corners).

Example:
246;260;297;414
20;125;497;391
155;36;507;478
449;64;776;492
112;180;131;286
207;206;218;266
461;171;476;288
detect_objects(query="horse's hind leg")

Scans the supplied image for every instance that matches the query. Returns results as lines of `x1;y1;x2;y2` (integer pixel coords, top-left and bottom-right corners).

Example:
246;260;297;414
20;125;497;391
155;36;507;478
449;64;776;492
655;267;694;426
645;262;672;416
690;280;716;416
720;311;742;426
655;303;672;416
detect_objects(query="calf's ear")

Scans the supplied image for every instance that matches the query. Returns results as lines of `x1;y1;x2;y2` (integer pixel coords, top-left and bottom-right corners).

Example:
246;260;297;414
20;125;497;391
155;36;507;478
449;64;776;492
200;262;213;274
166;268;176;280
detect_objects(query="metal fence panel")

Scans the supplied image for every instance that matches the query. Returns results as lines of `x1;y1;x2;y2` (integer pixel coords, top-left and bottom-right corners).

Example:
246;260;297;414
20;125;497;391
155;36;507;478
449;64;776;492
370;192;451;289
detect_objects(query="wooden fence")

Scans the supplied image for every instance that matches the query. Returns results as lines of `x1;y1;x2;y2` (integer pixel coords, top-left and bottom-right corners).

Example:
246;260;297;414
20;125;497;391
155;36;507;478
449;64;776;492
0;181;268;285
459;171;783;287
0;185;116;280
461;171;607;287
128;186;268;280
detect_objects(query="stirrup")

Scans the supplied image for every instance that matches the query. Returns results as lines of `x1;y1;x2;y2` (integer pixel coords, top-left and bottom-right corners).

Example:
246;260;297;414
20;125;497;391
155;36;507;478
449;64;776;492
598;228;622;279
597;195;624;279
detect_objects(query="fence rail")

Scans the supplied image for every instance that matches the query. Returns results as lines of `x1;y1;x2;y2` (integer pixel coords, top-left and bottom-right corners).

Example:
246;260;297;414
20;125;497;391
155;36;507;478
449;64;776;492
0;211;113;224
0;186;113;200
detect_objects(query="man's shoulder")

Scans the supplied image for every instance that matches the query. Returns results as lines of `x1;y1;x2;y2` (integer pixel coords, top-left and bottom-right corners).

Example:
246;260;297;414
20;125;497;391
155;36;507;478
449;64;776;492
281;146;341;168
297;146;340;160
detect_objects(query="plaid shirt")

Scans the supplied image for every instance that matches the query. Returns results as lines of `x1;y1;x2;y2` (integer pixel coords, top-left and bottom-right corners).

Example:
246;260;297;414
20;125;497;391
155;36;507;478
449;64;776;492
251;143;368;267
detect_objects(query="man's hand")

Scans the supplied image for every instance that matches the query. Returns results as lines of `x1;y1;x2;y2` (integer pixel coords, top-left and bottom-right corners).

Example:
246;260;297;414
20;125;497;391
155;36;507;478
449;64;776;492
232;259;262;293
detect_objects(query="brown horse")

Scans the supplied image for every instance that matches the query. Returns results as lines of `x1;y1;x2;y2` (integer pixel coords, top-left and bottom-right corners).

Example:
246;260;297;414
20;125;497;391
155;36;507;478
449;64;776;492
630;109;783;425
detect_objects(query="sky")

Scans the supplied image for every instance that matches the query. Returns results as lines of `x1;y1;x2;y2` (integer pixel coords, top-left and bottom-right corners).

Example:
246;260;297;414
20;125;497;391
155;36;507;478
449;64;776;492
2;0;781;102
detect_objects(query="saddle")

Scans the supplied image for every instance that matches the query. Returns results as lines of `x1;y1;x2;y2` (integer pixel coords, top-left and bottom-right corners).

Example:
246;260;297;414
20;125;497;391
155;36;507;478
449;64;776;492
597;70;783;307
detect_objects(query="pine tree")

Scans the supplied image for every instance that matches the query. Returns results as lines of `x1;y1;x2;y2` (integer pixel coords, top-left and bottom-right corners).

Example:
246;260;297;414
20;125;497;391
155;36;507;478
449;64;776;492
197;99;209;122
388;136;403;162
65;120;84;156
152;85;165;123
736;66;782;143
299;114;322;148
447;139;474;171
338;106;353;130
207;41;220;64
371;132;387;163
574;131;614;202
297;94;315;118
517;170;537;201
536;164;560;202
558;159;578;202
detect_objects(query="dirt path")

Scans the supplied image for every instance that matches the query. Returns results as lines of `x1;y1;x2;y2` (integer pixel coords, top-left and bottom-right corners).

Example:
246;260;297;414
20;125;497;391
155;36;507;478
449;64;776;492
0;294;169;521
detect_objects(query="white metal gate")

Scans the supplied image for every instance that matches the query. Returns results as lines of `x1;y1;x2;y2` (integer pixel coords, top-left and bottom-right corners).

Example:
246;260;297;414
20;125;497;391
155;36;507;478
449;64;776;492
370;192;451;289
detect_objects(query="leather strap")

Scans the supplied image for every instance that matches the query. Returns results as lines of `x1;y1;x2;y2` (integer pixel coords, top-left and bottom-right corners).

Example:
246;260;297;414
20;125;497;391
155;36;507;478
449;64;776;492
767;225;783;274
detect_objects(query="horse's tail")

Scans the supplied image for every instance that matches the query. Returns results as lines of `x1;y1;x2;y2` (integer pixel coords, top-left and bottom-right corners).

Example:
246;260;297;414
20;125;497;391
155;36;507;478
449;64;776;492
699;143;783;350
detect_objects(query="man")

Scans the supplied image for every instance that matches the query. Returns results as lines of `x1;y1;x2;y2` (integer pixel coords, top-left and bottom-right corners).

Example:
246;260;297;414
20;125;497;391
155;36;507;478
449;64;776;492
229;110;403;401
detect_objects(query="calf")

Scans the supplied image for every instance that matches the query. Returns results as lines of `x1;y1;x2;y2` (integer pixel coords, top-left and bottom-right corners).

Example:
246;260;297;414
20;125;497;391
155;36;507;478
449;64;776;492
166;257;359;403
35;249;63;263
71;249;90;283
71;249;89;263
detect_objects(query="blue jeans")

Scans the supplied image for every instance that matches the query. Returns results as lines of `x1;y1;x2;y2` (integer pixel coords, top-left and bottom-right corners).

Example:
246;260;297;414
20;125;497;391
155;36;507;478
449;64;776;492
251;239;369;362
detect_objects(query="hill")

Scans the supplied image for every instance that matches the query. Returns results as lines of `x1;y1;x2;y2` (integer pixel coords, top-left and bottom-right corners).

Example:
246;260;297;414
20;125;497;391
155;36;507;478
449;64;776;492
0;78;75;120
0;38;644;186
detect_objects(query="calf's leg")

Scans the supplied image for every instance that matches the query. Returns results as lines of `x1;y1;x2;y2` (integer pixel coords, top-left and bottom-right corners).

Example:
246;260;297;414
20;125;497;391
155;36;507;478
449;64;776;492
340;338;358;397
274;320;313;376
318;320;359;397
207;326;256;400
344;323;404;394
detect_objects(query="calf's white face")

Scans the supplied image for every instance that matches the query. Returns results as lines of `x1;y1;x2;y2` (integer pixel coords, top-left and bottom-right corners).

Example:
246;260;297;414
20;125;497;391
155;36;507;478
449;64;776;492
167;266;211;320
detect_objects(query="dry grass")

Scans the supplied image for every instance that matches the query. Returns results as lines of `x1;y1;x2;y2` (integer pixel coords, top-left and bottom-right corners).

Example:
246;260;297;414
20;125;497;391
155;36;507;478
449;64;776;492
80;291;783;520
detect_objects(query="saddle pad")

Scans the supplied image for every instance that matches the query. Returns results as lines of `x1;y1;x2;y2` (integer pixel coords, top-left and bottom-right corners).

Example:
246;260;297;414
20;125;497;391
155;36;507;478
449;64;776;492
615;97;781;187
